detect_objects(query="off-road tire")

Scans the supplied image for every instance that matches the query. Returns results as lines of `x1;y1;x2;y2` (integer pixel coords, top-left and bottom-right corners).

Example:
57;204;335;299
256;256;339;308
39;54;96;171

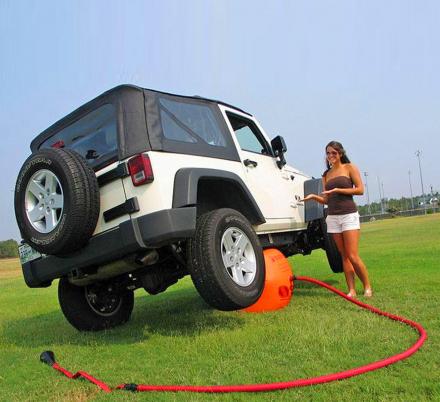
187;208;265;310
14;148;100;255
58;277;134;331
320;217;343;273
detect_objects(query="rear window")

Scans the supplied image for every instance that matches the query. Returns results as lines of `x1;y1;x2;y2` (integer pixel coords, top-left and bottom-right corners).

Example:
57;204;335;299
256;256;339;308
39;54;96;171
39;104;118;170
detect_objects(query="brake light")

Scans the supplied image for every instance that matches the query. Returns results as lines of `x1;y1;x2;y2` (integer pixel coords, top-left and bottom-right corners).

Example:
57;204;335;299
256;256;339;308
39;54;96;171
127;154;154;186
51;140;65;149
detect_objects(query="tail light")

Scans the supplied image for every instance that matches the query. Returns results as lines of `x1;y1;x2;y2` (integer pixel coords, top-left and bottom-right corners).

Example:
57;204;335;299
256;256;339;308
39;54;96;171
51;140;65;149
127;154;154;186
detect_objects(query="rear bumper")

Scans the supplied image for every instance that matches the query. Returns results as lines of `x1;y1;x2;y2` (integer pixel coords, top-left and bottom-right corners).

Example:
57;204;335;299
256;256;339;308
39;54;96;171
22;207;196;288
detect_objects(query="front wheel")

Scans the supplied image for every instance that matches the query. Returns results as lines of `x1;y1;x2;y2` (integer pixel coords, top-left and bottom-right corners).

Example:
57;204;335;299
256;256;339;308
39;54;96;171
58;278;134;331
187;208;265;310
320;217;343;273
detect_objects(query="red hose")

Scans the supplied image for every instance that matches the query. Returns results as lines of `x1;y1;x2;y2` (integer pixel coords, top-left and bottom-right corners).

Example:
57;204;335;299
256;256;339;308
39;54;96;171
41;275;427;393
51;363;112;393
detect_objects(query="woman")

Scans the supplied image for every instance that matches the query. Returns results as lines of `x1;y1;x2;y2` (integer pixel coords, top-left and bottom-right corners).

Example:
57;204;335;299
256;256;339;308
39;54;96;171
302;141;372;298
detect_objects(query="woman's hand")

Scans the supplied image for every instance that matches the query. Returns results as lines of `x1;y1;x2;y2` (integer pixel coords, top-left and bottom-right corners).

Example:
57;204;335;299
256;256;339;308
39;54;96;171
301;193;328;205
300;194;316;202
321;188;338;195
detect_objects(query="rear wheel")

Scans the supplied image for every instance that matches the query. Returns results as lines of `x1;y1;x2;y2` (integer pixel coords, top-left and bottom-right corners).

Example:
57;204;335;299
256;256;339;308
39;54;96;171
187;208;265;310
58;278;134;331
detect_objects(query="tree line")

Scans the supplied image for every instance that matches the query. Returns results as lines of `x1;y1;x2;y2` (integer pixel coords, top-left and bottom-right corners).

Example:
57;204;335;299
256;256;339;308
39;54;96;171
358;192;439;216
0;239;19;258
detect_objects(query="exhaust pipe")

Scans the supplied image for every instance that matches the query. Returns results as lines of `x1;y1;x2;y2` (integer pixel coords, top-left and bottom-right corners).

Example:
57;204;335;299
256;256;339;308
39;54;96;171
70;250;159;286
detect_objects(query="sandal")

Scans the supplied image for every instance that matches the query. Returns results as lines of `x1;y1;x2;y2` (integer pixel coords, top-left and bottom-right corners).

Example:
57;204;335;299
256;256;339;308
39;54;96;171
364;288;373;298
346;292;357;298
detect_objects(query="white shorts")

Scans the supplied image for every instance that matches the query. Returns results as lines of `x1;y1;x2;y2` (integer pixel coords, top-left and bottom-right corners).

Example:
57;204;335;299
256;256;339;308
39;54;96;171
326;212;360;233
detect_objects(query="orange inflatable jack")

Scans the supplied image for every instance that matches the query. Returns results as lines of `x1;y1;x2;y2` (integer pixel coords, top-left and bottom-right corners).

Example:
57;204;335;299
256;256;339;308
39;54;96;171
244;248;293;312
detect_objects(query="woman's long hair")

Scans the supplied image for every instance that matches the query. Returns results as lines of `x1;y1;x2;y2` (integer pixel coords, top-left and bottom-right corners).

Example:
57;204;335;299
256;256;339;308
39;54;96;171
323;140;351;174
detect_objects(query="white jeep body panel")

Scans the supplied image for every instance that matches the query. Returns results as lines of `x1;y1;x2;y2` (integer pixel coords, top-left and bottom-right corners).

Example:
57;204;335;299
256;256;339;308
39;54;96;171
92;103;311;237
93;161;127;235
220;105;309;232
123;151;242;218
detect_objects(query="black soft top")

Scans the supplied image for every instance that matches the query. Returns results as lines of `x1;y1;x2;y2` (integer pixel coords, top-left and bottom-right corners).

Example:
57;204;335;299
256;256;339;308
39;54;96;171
31;85;251;164
31;85;250;152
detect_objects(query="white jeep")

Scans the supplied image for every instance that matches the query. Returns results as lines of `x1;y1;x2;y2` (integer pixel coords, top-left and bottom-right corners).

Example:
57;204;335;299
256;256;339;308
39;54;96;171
15;85;341;331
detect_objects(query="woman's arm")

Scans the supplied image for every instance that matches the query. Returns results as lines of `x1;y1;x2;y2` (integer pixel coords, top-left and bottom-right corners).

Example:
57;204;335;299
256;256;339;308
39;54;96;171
321;164;364;196
301;177;328;204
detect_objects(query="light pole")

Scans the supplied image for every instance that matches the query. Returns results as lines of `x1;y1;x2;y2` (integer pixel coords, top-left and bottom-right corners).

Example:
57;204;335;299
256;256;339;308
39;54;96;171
364;172;371;215
377;176;384;214
408;170;415;209
381;181;386;211
415;150;426;214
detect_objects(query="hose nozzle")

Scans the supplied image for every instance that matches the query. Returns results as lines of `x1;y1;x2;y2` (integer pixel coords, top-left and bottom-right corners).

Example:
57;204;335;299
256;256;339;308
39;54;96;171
40;350;56;366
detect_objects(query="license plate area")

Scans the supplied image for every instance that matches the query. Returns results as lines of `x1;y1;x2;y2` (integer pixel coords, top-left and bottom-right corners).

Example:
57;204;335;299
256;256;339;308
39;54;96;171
19;243;42;264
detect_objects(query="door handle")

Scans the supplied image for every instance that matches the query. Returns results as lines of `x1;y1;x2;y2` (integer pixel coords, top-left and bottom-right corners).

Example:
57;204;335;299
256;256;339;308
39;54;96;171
243;159;258;167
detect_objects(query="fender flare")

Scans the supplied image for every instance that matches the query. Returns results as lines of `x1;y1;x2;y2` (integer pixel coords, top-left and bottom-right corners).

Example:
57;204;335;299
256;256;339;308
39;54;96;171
173;168;265;225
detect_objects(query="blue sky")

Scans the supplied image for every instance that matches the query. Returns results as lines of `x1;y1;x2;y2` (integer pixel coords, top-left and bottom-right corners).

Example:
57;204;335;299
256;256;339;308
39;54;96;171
1;0;439;240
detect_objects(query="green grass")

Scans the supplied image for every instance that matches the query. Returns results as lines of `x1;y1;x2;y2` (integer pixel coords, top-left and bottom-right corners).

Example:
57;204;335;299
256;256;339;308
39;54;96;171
1;214;439;401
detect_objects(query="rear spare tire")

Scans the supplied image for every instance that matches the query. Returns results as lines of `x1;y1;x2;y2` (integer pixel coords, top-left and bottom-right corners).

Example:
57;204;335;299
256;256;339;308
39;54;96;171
187;208;265;310
14;148;100;255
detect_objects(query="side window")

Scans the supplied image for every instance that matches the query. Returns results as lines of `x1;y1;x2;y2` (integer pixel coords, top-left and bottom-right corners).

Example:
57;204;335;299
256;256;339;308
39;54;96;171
226;113;272;155
160;110;196;143
159;97;227;147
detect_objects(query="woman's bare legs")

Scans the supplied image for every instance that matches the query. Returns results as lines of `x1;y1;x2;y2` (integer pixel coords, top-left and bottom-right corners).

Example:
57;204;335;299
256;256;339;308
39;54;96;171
332;233;357;296
341;230;372;295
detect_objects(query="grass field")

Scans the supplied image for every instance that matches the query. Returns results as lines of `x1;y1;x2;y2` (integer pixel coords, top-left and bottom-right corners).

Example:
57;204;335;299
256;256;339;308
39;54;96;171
0;214;439;401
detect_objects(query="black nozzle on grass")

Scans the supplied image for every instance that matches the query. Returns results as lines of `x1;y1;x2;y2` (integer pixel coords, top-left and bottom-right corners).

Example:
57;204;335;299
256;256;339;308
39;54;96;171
40;350;56;366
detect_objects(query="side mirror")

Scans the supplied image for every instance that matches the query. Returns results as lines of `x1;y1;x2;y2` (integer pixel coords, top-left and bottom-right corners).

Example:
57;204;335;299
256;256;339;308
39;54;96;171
271;135;287;155
271;135;287;168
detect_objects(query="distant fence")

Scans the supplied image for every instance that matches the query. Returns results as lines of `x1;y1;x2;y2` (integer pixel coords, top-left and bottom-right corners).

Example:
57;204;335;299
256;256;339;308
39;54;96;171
360;207;439;223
